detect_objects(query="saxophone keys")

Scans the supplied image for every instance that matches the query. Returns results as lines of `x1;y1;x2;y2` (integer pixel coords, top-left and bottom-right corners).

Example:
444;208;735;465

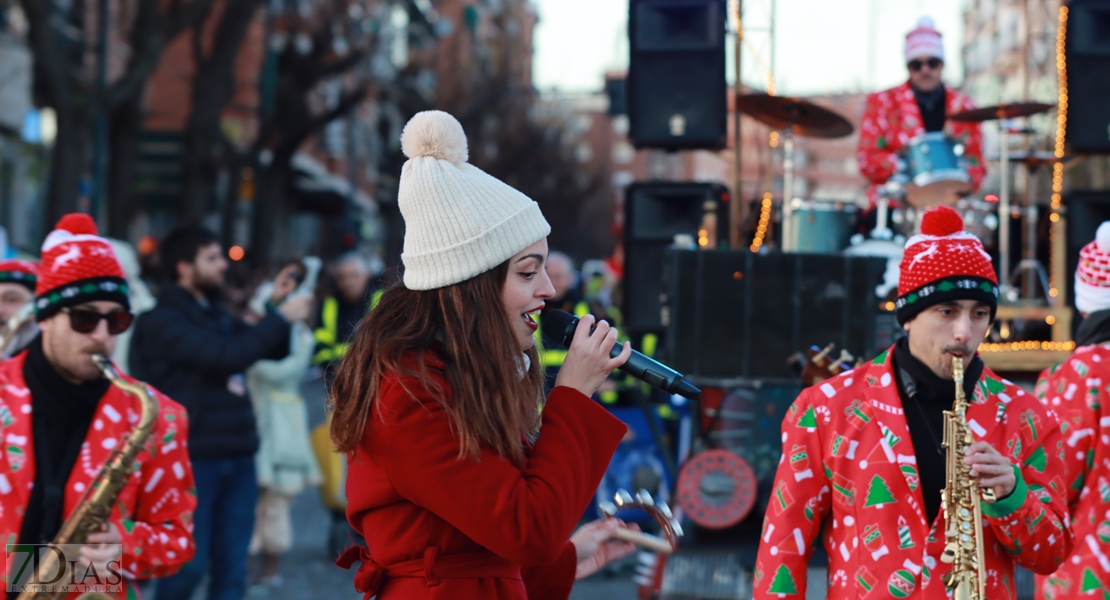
941;543;958;563
981;488;997;503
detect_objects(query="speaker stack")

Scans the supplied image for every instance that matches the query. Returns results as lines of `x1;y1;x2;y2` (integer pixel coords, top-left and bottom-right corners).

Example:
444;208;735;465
1066;0;1110;154
628;0;728;150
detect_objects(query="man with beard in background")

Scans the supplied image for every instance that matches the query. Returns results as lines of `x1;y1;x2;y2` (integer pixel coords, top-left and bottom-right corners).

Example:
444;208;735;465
130;226;313;600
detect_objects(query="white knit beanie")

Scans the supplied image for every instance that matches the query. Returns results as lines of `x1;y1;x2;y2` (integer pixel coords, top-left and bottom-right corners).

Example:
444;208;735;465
397;111;551;290
905;17;944;63
1075;221;1110;314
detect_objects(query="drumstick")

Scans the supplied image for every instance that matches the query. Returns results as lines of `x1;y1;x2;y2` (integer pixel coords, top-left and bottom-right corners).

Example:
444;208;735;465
613;528;674;554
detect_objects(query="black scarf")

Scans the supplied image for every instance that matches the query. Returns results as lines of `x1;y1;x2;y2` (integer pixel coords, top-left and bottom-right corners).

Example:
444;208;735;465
913;84;947;133
892;337;983;524
17;336;110;547
1076;309;1110;347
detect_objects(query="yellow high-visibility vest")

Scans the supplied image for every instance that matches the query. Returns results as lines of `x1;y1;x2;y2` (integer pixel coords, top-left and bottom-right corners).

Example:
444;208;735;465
312;290;383;365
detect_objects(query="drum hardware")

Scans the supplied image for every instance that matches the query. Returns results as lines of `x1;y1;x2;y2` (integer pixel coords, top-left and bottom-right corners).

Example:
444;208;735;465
703;407;754;420
785;198;858;254
675;449;757;530
598;489;683;554
1001;258;1052;303
735;94;853;252
949;102;1055;300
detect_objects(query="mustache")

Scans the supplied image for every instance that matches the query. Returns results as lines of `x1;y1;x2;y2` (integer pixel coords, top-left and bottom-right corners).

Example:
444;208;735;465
942;344;974;357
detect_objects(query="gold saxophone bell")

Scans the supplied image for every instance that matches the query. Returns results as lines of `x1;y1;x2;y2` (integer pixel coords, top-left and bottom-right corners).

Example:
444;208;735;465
939;356;989;600
15;355;160;600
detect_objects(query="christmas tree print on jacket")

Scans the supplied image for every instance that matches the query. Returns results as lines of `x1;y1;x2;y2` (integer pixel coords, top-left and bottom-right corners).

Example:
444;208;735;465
753;347;1072;599
0;353;197;597
1033;344;1110;600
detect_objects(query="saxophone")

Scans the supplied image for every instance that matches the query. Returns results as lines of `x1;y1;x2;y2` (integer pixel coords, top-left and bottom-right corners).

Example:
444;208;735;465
15;354;160;600
940;356;995;600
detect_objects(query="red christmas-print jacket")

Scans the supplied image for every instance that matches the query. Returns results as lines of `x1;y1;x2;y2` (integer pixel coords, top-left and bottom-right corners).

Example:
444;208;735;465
754;346;1072;599
341;351;627;600
857;81;985;205
0;352;196;598
1034;345;1110;600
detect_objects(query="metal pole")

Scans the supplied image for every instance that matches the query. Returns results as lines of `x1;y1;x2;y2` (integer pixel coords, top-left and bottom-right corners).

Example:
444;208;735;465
999;121;1011;298
90;0;109;225
731;0;743;248
782;129;794;252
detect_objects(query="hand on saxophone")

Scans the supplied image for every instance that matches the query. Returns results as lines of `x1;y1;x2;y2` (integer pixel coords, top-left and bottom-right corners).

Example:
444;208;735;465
79;522;123;575
964;441;1016;499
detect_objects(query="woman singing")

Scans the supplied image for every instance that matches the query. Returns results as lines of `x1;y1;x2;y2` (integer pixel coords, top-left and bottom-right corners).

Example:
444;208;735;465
330;110;636;599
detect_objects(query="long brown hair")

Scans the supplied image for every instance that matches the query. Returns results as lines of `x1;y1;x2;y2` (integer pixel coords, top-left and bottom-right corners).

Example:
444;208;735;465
329;262;545;465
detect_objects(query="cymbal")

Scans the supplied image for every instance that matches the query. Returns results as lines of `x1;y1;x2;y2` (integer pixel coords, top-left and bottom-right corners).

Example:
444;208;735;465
735;93;854;139
948;102;1054;122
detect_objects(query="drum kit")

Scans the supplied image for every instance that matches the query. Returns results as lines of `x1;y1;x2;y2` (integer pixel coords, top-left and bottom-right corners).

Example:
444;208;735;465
735;93;1058;299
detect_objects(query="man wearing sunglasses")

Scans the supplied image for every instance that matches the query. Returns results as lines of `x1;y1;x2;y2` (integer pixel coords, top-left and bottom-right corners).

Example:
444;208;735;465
0;214;197;597
857;17;985;208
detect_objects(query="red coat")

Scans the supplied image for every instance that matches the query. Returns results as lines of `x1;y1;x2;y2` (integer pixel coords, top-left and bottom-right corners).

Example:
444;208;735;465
0;352;197;597
1034;345;1110;599
340;353;627;600
754;346;1072;599
857;81;985;203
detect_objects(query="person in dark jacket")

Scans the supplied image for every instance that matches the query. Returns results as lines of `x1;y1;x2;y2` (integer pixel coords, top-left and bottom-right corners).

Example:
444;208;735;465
130;226;313;600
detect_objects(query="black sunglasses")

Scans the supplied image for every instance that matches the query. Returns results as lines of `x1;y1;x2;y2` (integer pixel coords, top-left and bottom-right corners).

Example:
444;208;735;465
908;58;943;71
62;307;134;335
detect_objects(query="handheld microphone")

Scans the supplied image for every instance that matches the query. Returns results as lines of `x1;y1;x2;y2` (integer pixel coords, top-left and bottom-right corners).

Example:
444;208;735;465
541;310;701;400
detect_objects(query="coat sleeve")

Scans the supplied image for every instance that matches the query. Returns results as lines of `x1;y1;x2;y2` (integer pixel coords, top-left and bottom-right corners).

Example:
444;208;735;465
752;389;830;599
137;309;291;376
857;92;899;185
113;397;197;579
363;383;626;567
520;541;577;600
981;398;1073;575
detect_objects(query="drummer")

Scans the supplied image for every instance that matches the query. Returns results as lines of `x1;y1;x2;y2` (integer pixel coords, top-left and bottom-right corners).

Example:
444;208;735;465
857;17;985;207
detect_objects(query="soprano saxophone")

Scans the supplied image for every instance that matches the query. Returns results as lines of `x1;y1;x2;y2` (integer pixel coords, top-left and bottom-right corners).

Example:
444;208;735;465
940;356;995;600
15;354;159;600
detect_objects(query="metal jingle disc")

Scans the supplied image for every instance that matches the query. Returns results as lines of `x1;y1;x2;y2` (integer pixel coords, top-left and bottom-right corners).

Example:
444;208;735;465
676;449;757;530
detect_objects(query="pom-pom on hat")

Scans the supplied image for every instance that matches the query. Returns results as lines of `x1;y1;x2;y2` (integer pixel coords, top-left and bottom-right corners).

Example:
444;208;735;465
905;17;944;63
397;110;551;290
1074;221;1110;314
0;259;39;292
895;206;998;325
35;214;129;322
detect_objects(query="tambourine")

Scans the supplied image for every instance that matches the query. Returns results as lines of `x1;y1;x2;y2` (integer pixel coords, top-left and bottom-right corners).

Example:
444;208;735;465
598;489;683;554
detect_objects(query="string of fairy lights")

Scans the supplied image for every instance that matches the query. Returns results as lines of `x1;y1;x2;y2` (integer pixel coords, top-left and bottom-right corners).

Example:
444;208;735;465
1048;4;1068;300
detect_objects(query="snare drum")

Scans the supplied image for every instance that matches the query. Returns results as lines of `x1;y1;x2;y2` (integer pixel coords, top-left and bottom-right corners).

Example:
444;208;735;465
900;132;972;208
785;199;858;253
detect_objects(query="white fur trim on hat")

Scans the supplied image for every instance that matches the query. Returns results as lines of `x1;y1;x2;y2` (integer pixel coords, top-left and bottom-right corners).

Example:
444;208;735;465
397;111;551;290
905;17;944;62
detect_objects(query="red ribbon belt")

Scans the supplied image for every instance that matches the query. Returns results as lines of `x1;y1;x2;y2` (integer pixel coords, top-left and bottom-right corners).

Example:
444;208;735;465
336;545;522;598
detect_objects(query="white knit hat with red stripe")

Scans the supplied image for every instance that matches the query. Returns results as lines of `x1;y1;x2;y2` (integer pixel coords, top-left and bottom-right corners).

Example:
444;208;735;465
1075;221;1110;314
905;17;944;63
896;206;999;325
34;214;129;321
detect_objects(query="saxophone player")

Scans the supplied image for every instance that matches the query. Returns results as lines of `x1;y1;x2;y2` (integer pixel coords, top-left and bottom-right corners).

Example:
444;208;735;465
1034;221;1110;600
0;215;196;596
754;206;1073;599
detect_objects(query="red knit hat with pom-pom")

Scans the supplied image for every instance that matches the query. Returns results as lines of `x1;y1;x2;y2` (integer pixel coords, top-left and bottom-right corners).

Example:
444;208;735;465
895;205;998;324
0;259;39;292
34;214;129;322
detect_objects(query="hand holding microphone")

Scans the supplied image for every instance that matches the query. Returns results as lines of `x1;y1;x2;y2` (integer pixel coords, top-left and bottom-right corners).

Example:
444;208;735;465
543;310;701;400
554;314;632;398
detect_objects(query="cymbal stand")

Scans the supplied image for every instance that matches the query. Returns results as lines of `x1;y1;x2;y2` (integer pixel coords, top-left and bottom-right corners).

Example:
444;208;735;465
781;125;796;251
998;118;1013;299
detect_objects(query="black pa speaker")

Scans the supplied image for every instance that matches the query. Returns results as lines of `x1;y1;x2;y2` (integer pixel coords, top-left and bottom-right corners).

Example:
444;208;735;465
628;0;728;150
623;182;730;333
1066;0;1110;154
667;250;887;379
